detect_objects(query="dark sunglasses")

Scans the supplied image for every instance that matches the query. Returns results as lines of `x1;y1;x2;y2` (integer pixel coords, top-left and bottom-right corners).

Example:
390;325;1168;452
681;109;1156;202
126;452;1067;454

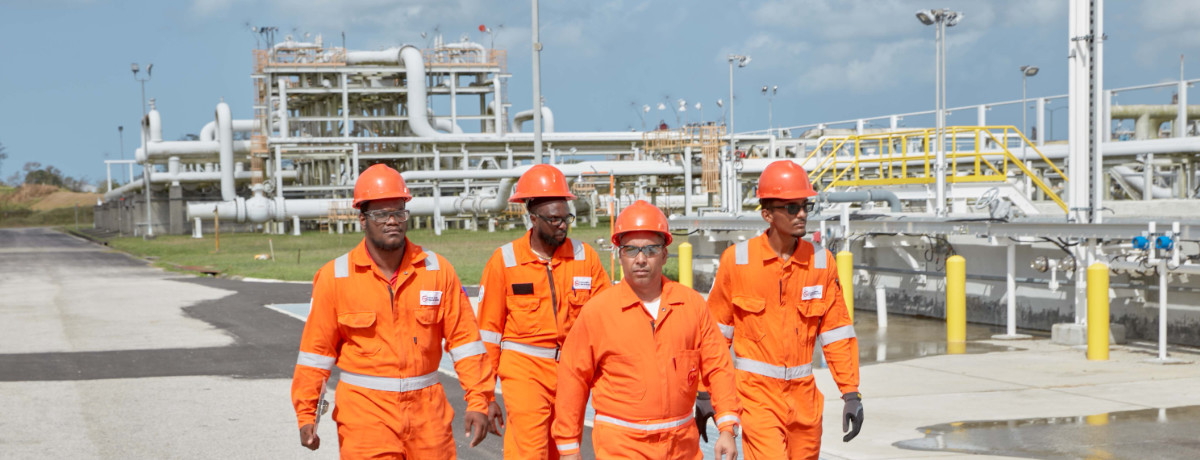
768;201;816;215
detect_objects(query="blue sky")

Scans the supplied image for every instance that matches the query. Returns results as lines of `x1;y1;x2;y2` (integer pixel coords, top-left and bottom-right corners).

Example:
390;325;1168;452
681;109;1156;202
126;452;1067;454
2;0;1199;183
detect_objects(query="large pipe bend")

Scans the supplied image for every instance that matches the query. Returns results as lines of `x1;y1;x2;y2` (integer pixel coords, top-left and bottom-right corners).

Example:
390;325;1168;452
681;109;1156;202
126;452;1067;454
399;46;444;138
216;102;236;201
513;107;555;133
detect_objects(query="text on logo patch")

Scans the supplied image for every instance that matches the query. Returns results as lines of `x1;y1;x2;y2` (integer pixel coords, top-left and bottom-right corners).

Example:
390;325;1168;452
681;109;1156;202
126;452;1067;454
573;276;591;290
801;285;823;301
419;291;443;306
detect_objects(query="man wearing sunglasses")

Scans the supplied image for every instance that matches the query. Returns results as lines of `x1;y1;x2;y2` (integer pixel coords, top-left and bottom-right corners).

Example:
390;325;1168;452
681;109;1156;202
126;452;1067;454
554;200;740;459
706;160;862;459
291;164;496;458
477;164;611;459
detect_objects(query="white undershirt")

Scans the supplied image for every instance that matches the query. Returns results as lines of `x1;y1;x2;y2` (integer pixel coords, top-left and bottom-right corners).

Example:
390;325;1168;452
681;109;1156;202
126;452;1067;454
643;297;662;320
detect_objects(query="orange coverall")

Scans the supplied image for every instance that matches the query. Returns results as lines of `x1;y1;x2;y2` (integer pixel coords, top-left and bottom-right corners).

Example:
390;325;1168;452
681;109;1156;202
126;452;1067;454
708;232;860;460
477;232;610;459
291;239;493;459
553;276;740;459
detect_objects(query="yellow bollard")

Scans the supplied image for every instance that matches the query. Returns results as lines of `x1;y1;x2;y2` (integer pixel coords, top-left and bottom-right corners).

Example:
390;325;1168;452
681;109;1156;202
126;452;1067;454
678;242;694;288
946;255;966;352
1087;262;1110;361
837;250;855;322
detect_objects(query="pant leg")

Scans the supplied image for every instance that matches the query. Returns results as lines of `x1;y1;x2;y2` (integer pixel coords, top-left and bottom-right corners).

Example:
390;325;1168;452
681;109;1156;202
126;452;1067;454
498;350;559;460
784;379;823;460
398;384;457;460
334;382;405;460
738;373;789;460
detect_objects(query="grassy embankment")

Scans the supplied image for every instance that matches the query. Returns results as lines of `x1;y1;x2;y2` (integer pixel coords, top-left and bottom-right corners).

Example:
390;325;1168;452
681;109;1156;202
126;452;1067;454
102;222;682;284
0;184;99;228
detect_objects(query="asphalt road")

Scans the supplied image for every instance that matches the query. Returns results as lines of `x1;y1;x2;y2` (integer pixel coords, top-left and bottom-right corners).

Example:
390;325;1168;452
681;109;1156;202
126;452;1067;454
0;227;518;459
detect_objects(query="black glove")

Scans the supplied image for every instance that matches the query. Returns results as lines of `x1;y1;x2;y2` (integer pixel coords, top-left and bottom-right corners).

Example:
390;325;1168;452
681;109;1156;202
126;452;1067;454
842;392;863;442
694;392;715;442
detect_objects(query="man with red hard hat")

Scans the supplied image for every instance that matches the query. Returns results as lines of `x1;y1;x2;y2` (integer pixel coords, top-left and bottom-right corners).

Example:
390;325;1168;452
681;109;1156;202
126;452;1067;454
477;164;611;458
554;200;740;459
291;163;497;458
705;160;863;459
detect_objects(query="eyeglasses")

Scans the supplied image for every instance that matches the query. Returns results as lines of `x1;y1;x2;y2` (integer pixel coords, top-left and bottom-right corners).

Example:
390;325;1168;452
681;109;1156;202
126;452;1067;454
768;201;816;215
363;209;410;223
533;213;576;226
618;244;665;258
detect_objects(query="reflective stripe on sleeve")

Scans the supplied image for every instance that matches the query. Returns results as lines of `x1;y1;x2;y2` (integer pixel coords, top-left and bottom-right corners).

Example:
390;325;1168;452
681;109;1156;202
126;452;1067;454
572;239;585;261
449;340;486;362
715;414;740;426
718;322;735;340
819;325;857;345
423;250;440;271
734;241;749;265
812;241;828;269
296;351;336;370
501;243;517;268
480;329;502;345
333;253;350;278
557;442;580;452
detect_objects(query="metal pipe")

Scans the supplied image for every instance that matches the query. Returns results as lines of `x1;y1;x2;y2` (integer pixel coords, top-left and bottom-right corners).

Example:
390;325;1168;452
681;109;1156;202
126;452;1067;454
216;102;236;201
816;190;903;212
513;107;555;133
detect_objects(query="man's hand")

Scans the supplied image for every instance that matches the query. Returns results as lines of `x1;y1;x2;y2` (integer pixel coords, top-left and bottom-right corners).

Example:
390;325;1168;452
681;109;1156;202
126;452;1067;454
714;430;737;460
464;410;489;447
487;401;505;436
842;392;864;442
298;423;320;450
694;391;716;442
561;454;582;460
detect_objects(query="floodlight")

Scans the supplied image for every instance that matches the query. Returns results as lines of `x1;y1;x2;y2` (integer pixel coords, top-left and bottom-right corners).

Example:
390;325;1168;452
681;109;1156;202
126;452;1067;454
131;63;139;74
915;9;935;25
1021;65;1039;77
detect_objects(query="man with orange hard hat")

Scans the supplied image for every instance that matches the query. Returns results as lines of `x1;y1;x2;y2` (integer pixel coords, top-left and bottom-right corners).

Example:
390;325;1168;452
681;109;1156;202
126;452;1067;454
554;200;740;460
291;163;497;459
706;160;862;459
477;164;611;459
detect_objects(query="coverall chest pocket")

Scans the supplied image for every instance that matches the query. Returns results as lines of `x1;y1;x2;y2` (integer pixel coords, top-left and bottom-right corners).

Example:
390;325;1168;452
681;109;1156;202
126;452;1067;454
338;312;382;357
796;283;831;318
674;349;701;398
506;295;541;333
604;355;646;401
732;295;768;342
562;291;590;332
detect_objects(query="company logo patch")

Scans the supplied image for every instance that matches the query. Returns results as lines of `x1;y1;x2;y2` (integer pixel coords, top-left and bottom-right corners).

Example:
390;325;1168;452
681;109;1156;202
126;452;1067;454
801;285;823;301
419;291;443;306
573;277;591;290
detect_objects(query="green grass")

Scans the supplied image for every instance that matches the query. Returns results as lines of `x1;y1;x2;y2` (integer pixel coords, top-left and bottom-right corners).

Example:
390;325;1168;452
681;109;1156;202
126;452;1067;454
100;222;682;284
0;206;93;228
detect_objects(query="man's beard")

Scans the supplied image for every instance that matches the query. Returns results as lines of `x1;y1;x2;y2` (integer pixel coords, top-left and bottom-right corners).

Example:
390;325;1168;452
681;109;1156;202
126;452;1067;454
537;228;565;249
370;232;405;251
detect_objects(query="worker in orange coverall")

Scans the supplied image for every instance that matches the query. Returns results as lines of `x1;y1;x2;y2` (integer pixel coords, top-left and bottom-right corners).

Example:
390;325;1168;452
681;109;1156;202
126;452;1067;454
476;164;611;459
705;160;863;460
290;164;499;459
554;200;741;460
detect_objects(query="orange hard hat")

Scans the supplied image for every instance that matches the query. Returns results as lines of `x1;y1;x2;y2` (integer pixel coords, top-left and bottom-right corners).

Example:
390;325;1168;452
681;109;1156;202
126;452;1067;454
757;160;817;200
353;164;412;209
611;200;672;246
509;164;577;203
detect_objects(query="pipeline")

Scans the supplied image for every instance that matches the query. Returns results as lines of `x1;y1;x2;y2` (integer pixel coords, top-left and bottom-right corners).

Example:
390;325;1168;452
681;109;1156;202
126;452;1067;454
818;190;903;212
513;107;555;133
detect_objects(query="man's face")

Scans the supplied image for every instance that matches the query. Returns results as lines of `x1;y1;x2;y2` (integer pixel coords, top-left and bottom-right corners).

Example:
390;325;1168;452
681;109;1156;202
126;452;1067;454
528;200;571;248
618;231;667;289
359;198;408;251
760;198;812;238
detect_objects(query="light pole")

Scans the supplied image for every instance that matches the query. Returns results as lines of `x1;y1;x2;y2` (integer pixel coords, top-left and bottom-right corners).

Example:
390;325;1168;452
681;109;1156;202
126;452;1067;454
727;54;750;213
1047;104;1068;142
117;126;126;183
531;0;544;164
1020;65;1039;157
916;8;962;216
761;85;777;136
132;62;154;238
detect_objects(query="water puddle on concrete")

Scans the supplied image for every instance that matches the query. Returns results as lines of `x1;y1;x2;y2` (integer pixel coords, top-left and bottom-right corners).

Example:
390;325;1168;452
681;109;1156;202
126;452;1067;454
894;405;1200;459
814;311;1021;368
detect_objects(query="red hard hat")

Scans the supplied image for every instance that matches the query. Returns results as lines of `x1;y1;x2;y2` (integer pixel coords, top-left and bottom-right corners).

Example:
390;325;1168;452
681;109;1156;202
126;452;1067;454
353;164;412;209
611;200;672;246
757;160;817;200
509;164;577;203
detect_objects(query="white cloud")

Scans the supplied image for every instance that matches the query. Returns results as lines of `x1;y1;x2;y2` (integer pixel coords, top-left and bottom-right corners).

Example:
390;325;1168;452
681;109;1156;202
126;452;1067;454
1138;0;1200;31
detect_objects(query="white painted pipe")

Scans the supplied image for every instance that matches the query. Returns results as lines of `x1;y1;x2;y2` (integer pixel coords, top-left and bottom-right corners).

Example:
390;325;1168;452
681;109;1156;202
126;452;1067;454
136;140;253;161
200;119;256;141
399;46;444;138
103;169;297;201
401;160;684;181
216;101;236;201
513;107;555;133
1111;165;1173;199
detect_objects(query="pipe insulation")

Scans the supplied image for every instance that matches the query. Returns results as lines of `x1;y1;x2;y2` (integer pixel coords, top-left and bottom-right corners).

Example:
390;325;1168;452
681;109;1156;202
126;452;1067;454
514;107;555;133
216;102;236;201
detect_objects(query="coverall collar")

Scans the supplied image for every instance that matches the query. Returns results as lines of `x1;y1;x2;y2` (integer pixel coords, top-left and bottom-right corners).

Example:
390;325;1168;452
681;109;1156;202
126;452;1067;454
349;238;429;281
615;275;685;320
755;230;812;267
515;230;574;265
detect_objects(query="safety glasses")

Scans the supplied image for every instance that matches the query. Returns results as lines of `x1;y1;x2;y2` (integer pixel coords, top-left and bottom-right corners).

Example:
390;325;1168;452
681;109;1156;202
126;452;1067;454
533;213;576;226
618;244;665;258
768;201;815;215
363;209;410;223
